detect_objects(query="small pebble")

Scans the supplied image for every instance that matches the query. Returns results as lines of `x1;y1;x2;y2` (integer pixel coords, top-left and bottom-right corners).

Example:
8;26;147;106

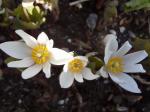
67;38;72;43
76;3;82;9
119;26;126;33
18;99;22;104
86;13;98;30
58;99;65;105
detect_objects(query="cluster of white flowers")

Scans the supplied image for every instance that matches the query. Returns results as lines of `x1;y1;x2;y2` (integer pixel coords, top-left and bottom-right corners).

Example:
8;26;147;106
0;30;148;93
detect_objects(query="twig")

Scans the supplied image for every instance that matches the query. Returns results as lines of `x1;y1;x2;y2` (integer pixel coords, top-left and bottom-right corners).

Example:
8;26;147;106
69;0;89;6
133;75;150;85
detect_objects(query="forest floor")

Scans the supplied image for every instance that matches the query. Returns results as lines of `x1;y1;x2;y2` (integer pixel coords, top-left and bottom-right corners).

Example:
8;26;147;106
0;0;150;112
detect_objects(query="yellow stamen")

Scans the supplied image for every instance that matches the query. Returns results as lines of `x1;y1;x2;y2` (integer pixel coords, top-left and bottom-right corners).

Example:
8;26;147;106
68;58;84;74
106;57;124;74
32;44;52;64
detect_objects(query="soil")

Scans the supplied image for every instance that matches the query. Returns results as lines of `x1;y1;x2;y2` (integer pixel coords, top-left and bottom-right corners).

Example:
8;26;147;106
0;0;150;112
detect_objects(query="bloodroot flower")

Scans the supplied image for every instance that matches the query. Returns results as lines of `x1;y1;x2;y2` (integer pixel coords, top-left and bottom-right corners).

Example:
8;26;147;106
0;30;72;79
59;56;100;88
98;38;148;93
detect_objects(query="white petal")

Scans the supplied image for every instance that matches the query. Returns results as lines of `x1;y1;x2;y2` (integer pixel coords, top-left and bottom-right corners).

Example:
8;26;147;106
15;30;37;48
37;32;49;44
97;66;109;78
22;0;35;7
114;73;141;93
21;64;42;79
123;64;146;73
123;50;148;64
46;39;54;51
82;67;99;80
74;56;88;67
50;48;73;65
43;63;51;78
115;41;132;56
59;72;74;88
109;73;124;83
103;34;117;45
63;63;68;72
104;38;118;63
74;74;84;83
7;57;34;68
0;41;31;59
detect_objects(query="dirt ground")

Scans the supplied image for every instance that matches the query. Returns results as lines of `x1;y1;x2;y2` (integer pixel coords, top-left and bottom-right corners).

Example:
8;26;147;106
0;0;150;112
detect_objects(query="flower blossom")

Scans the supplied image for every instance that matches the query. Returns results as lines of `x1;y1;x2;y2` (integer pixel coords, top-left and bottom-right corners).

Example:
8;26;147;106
0;30;72;79
97;37;148;93
59;56;100;88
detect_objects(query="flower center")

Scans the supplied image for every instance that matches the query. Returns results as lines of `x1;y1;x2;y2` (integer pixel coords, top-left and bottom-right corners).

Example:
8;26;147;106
32;44;52;64
68;59;84;74
106;57;124;74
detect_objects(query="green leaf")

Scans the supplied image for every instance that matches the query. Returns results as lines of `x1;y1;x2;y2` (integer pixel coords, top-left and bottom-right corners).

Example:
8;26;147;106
104;1;118;22
133;38;150;55
13;5;45;29
124;0;150;12
88;56;104;72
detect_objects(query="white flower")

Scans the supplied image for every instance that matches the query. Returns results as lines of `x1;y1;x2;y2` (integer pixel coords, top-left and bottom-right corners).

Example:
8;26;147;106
0;30;72;79
59;56;100;88
98;37;148;93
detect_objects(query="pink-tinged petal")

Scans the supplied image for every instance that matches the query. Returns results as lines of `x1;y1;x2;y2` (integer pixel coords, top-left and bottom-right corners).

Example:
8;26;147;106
59;72;74;88
123;64;146;73
114;41;132;56
0;41;31;59
43;63;51;78
104;38;118;63
37;32;49;45
123;50;148;64
7;57;34;68
21;64;42;79
74;74;84;83
15;30;37;48
82;67;100;80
